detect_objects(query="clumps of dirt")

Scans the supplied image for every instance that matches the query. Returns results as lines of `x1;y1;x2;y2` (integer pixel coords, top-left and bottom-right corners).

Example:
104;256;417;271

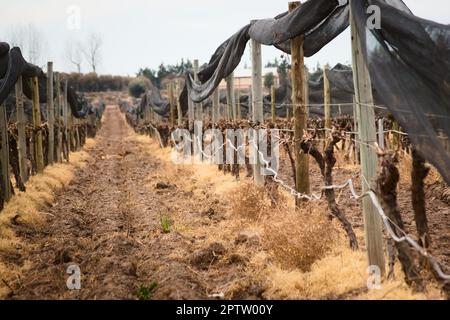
229;281;266;300
53;248;73;264
234;229;260;247
190;242;227;270
229;182;271;221
201;208;215;218
155;182;176;190
262;204;338;272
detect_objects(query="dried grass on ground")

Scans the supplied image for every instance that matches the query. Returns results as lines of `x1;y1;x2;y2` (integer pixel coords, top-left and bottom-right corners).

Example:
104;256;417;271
0;140;94;298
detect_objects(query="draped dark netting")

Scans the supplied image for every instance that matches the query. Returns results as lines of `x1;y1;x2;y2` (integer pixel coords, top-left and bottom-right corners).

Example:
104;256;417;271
350;0;450;183
137;84;170;118
185;0;347;104
175;0;450;183
0;43;89;118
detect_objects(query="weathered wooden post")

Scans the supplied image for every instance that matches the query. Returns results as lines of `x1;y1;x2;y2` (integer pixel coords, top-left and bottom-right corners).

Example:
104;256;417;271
236;88;241;120
350;1;385;274
212;88;219;123
352;95;360;164
0;102;12;201
188;90;194;131
271;85;276;122
15;76;28;183
392;120;400;150
63;79;70;162
304;66;310;118
47;62;55;164
75;117;81;150
169;82;175;127
251;21;264;185
69;108;75;152
289;1;310;205
323;64;331;134
226;72;236;120
378;118;385;149
175;81;183;126
54;73;63;163
31;77;45;173
193;59;203;121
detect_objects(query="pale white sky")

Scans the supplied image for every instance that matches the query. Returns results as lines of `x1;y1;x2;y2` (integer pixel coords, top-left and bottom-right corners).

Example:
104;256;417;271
0;0;448;75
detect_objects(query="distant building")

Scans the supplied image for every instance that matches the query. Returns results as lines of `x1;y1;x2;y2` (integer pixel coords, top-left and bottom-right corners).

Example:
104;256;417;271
218;67;279;91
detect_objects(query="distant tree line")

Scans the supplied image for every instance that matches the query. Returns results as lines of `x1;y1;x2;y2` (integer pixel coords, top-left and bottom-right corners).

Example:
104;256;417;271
137;59;193;88
65;73;131;92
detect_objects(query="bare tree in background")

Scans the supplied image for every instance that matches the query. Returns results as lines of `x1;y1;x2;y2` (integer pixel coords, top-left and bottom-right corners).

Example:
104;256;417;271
27;24;44;65
82;32;102;73
65;40;83;73
8;24;45;66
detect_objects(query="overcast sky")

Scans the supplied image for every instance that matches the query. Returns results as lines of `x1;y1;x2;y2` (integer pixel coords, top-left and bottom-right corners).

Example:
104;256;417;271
1;0;448;76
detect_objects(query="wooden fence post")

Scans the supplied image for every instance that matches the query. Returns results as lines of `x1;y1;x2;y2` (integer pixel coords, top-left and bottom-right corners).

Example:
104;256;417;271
289;1;310;206
392;120;400;150
226;72;236;120
352;95;360;165
304;67;310;118
378;118;385;149
0;102;12;201
175;81;183;126
193;59;203;121
47;62;55;164
63;79;70;162
236;88;241;120
251;22;264;186
75;117;81;150
324;64;331;134
169;82;175;127
31;76;44;173
350;1;385;274
15;76;28;183
55;73;62;163
271;85;276;122
212;88;219;123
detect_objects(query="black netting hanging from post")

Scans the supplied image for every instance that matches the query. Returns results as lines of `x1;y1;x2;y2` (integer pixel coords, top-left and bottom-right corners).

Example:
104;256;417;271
350;0;450;184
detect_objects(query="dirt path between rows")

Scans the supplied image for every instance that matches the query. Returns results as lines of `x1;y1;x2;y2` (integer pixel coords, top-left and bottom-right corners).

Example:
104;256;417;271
12;105;257;300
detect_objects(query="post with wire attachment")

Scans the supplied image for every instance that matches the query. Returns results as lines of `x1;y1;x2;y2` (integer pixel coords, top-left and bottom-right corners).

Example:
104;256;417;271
63;79;70;162
55;73;63;163
193;59;203;121
251;20;264;186
378;118;384;149
176;80;183;126
212;87;219;123
289;1;310;206
31;76;45;173
226;72;236;120
168;82;175;127
271;85;276;122
15;76;28;182
236;88;241;120
350;1;385;275
47;62;55;164
0;101;12;202
323;64;331;134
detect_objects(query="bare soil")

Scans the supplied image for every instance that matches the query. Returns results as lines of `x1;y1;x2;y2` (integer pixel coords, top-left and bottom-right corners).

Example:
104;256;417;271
10;106;262;300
